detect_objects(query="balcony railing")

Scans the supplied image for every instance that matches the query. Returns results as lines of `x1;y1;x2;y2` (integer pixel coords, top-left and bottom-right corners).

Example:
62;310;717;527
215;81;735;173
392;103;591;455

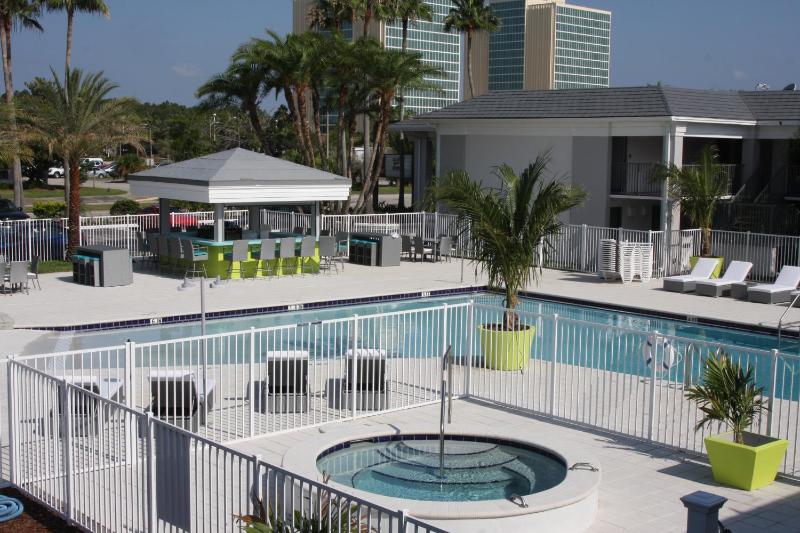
786;165;800;198
610;162;661;196
681;163;737;197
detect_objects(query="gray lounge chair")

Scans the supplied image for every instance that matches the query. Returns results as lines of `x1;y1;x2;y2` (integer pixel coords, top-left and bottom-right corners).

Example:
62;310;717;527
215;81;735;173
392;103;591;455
148;370;215;432
255;350;309;414
695;261;753;297
748;266;800;304
344;348;388;411
663;257;719;293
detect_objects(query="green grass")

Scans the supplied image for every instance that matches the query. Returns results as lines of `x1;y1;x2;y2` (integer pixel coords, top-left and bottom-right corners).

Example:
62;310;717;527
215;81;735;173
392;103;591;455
0;187;125;199
38;260;72;273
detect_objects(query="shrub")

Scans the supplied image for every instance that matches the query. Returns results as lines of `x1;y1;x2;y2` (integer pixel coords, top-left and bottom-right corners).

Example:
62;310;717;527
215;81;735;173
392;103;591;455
32;201;67;219
109;199;141;216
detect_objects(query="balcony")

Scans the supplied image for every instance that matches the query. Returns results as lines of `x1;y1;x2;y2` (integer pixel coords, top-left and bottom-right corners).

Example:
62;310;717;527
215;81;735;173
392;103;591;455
681;163;737;198
785;165;800;199
610;162;661;197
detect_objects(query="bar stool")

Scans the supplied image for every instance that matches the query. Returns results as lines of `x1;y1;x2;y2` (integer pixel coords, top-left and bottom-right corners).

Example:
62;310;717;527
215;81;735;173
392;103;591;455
181;238;208;279
167;237;182;274
224;240;251;280
279;237;297;275
298;236;316;275
253;238;278;278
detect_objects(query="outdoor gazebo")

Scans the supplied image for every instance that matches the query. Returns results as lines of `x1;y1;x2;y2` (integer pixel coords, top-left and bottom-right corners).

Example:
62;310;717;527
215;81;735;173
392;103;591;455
128;148;351;241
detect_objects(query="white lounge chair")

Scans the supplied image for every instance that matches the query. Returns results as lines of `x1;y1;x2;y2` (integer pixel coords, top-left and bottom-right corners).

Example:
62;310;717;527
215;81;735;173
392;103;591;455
662;257;720;293
148;370;215;432
748;266;800;304
694;261;753;297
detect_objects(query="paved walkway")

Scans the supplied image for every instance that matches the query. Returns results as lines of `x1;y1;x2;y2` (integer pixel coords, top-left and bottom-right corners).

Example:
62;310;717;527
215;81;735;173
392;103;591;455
232;400;800;533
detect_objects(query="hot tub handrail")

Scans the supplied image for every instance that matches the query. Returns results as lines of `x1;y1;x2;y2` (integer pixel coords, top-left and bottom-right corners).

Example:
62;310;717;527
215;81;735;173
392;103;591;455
439;345;453;477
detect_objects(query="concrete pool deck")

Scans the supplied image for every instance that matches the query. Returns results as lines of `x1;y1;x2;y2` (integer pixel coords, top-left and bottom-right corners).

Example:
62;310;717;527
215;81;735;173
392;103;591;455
231;400;800;533
1;262;798;355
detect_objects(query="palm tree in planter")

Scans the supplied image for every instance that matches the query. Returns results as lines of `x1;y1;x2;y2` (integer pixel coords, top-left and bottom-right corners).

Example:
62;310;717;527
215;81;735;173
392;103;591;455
435;154;585;370
686;353;788;490
659;145;728;277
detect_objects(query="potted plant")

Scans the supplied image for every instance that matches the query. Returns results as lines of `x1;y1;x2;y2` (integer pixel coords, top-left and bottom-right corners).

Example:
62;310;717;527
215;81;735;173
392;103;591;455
660;145;729;277
686;353;788;490
435;154;585;370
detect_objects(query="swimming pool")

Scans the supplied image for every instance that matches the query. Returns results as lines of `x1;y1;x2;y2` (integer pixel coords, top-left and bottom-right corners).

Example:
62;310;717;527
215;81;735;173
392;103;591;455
58;291;792;353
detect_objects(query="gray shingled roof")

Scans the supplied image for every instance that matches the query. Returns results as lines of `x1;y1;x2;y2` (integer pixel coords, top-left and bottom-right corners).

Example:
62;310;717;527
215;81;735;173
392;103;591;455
412;86;800;122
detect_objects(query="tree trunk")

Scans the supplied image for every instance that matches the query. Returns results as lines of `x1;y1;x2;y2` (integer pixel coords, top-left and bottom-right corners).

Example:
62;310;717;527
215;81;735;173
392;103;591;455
466;30;475;100
295;85;316;167
701;226;712;257
504;288;518;331
311;86;327;169
397;18;410;210
245;101;270;155
66;159;81;259
337;87;347;177
356;96;391;213
283;84;310;166
0;18;22;208
347;116;357;182
64;9;75;209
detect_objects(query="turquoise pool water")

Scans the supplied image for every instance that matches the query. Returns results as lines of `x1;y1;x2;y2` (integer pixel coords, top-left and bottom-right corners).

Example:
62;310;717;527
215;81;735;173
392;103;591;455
317;435;567;502
65;291;791;354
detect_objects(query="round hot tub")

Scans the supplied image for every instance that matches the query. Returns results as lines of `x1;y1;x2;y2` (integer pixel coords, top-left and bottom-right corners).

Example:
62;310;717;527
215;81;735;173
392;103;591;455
317;434;567;502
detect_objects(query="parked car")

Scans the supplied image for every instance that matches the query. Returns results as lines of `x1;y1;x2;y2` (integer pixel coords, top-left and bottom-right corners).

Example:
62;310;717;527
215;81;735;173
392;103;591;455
0;198;29;221
81;158;104;169
48;166;65;179
86;162;117;179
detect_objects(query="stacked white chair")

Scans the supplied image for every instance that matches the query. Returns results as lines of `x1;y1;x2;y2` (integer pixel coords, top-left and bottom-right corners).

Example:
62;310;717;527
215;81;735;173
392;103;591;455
618;242;637;284
639;243;653;282
597;238;618;280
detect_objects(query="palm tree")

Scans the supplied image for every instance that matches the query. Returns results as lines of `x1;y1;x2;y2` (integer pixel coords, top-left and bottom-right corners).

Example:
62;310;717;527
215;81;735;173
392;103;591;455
0;100;29;166
0;0;42;208
351;0;385;37
307;0;353;31
197;60;272;155
354;47;440;213
23;68;143;258
660;145;728;257
46;0;110;209
686;353;767;445
324;32;359;178
443;0;498;100
434;155;585;329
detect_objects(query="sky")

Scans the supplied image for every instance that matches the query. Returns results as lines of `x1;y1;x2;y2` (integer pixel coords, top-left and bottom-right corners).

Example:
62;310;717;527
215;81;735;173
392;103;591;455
11;0;800;108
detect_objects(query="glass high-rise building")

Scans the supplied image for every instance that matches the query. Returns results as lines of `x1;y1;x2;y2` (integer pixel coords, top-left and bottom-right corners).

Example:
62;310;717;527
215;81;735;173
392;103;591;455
479;0;611;93
293;0;461;115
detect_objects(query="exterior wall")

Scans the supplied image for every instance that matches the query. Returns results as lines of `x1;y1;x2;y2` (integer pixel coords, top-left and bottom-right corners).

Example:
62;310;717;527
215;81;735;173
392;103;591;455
292;0;312;33
467;30;490;99
625;137;662;163
608;198;660;230
523;3;556;90
439;135;467;176
571;136;610;226
553;4;611;88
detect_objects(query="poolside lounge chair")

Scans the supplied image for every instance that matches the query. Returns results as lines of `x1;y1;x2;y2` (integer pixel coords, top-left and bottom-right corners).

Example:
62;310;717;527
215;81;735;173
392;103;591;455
54;376;125;437
694;261;753;297
148;370;215;432
255;350;309;414
662;257;720;293
345;349;388;411
748;266;800;304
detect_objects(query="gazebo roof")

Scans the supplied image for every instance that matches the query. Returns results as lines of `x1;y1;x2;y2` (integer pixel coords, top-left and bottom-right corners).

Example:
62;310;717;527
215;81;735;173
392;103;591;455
129;148;351;204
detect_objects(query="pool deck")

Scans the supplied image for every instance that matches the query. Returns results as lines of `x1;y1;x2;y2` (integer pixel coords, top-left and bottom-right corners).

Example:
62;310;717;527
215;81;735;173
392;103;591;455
231;400;800;533
1;262;799;356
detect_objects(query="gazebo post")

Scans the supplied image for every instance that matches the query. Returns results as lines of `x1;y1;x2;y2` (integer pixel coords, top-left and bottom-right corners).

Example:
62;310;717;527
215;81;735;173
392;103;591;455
158;198;171;235
213;204;225;242
247;205;262;236
312;202;321;237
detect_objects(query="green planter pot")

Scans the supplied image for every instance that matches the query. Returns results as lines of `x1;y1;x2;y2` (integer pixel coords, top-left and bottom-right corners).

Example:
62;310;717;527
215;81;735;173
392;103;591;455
478;325;536;371
689;256;724;279
704;432;788;490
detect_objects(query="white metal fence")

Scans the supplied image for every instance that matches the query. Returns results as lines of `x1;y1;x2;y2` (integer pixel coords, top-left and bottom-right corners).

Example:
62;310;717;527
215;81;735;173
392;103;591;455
6;360;447;533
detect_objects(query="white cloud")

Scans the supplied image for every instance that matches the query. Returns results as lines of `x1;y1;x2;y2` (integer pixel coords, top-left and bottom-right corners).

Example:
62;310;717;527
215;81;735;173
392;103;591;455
732;69;748;81
171;64;202;78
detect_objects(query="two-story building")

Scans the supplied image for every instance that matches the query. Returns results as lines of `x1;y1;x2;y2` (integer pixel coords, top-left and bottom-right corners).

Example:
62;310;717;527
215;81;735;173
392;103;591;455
396;85;800;233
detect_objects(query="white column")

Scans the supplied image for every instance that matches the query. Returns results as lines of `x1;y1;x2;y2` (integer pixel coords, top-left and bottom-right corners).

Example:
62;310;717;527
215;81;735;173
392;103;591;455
213;204;225;242
247;205;261;235
661;128;672;235
158;198;170;235
312;202;321;237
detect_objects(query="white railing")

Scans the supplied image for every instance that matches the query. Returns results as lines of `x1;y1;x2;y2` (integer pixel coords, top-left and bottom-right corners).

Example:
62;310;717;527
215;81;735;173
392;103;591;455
610;162;662;196
6;360;447;533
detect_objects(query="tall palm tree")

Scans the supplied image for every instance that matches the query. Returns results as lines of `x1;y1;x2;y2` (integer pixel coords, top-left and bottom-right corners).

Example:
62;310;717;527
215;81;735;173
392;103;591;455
434;156;585;329
354;46;440;213
324;32;359;178
307;0;352;31
383;0;432;209
197;60;273;155
46;0;110;208
0;0;42;208
351;0;385;37
660;145;728;257
443;0;498;100
23;68;143;258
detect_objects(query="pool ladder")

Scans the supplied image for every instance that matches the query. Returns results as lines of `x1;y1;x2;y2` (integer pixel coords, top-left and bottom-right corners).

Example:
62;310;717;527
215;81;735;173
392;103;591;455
777;291;800;351
439;346;453;478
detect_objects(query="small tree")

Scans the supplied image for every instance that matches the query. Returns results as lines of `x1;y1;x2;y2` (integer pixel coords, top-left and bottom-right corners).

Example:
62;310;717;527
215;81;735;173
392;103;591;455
659;145;727;257
109;198;140;215
685;354;768;445
434;154;586;329
114;152;145;181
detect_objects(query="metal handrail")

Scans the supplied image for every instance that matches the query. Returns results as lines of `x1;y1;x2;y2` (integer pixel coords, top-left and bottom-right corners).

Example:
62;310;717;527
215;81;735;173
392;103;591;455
439;345;453;477
777;291;800;350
